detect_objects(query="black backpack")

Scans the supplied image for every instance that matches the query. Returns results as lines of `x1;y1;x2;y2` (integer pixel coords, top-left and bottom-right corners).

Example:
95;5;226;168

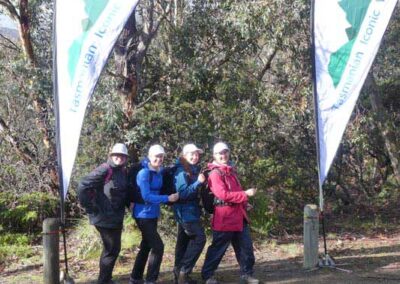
77;163;119;213
160;166;177;206
128;163;146;204
128;164;177;204
199;168;224;214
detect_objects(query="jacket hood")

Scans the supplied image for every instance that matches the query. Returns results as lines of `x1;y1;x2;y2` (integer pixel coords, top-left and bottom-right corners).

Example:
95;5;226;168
140;158;163;172
207;162;235;174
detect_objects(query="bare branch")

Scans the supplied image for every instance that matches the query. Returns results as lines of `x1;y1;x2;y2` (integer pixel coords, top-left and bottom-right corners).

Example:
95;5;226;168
0;33;21;51
136;91;159;109
0;117;35;163
106;69;130;81
0;0;20;20
257;47;278;81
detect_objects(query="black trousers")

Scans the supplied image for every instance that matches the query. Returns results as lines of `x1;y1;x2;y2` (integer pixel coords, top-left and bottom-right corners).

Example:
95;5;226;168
174;221;206;274
201;223;255;280
95;226;122;284
131;218;164;282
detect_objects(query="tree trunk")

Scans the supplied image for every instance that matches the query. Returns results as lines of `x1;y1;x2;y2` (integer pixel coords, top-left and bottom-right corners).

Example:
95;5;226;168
0;0;58;194
19;0;36;65
113;1;171;125
114;11;139;122
366;74;400;185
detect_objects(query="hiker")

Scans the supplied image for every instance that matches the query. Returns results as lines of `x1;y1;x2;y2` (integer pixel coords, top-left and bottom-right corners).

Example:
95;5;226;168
201;142;259;284
173;144;207;284
129;144;180;284
77;143;130;284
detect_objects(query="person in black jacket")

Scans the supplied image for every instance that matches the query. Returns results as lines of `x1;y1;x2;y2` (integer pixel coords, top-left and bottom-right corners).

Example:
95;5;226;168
78;143;130;284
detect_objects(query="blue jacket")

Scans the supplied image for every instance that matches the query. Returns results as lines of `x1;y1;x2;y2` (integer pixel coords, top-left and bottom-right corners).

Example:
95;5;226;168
173;159;203;223
132;159;169;219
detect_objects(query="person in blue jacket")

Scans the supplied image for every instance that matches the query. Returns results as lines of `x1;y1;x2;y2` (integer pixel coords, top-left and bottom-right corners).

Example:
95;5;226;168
129;145;179;284
173;144;207;284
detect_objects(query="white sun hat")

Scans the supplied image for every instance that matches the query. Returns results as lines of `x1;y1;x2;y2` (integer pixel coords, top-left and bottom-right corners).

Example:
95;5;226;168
148;144;166;157
182;144;204;155
213;142;229;154
110;143;128;156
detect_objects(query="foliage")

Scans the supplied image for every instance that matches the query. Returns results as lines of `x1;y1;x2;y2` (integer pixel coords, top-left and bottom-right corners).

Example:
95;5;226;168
0;0;399;240
0;232;35;264
0;191;58;233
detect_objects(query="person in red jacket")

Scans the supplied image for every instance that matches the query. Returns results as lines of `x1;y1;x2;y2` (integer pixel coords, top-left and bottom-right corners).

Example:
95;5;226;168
201;142;259;284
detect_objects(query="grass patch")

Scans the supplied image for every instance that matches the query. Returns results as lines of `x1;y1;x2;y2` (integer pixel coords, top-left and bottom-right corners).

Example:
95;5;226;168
0;232;36;262
68;219;102;260
121;216;142;252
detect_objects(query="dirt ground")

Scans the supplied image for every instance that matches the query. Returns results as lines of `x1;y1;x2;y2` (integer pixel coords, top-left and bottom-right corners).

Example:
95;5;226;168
3;233;400;284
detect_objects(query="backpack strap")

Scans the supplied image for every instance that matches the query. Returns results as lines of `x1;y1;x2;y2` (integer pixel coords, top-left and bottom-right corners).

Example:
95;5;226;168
101;163;113;184
208;168;234;206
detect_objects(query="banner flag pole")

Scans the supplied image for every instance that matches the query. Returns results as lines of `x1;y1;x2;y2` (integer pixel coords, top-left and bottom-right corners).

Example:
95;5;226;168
312;0;397;270
52;0;140;279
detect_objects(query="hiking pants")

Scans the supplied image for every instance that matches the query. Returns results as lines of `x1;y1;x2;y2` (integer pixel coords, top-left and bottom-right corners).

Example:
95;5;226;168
130;218;164;282
201;223;255;280
174;221;206;274
95;226;122;284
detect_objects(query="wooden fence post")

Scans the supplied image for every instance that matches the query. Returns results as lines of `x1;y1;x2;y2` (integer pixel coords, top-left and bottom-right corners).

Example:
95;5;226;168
43;218;60;284
303;204;319;269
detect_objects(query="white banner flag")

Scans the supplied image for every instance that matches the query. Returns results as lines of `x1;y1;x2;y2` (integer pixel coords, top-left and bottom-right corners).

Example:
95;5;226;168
314;0;397;186
54;0;139;198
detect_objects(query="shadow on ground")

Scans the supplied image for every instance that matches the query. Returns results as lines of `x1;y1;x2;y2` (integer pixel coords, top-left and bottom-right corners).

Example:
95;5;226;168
4;241;400;283
72;243;400;284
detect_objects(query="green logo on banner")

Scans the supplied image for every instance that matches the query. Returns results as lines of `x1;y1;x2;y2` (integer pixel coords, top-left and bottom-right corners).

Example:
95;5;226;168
68;0;108;82
328;0;371;88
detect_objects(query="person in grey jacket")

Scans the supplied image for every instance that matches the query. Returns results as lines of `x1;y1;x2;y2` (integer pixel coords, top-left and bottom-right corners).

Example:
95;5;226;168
78;143;130;284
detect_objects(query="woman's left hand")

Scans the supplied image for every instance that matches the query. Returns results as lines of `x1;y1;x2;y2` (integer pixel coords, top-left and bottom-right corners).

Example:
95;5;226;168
198;173;206;183
246;203;254;211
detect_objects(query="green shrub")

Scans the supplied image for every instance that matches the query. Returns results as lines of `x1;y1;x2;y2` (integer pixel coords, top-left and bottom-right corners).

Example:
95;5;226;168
0;191;58;233
0;233;30;246
0;244;35;261
0;232;35;263
249;194;277;236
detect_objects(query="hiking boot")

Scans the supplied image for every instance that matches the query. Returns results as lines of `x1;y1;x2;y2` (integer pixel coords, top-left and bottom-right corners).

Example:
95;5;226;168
178;271;197;284
99;280;116;284
173;268;179;284
129;279;142;284
205;277;218;284
240;275;259;284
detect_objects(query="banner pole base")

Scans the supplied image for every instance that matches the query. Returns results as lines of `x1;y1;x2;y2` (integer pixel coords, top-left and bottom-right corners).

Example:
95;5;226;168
318;253;352;273
60;270;75;284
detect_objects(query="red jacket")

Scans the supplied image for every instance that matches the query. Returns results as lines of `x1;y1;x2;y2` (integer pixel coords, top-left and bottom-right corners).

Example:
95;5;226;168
207;162;249;231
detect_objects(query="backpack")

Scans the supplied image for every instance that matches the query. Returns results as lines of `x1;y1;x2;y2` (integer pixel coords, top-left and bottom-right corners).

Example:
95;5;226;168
128;164;176;204
160;165;177;196
199;168;224;214
128;163;146;204
77;163;114;213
